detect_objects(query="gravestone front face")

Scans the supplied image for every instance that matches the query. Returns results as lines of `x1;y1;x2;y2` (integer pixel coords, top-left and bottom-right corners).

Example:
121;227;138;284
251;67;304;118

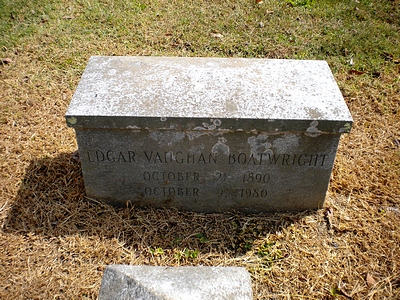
66;56;352;213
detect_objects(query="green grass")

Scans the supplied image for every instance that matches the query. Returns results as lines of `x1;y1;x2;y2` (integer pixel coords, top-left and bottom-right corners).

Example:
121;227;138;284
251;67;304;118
2;0;399;74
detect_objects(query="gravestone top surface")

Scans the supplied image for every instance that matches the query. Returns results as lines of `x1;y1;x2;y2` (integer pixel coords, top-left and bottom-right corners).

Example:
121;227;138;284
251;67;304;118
98;265;253;300
66;56;352;132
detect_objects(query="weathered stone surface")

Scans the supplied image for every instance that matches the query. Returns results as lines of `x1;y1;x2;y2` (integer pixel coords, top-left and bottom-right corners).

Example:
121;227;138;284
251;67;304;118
66;56;352;212
98;265;253;300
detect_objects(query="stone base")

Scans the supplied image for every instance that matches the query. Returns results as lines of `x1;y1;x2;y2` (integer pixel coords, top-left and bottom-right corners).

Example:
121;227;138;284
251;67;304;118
98;265;253;300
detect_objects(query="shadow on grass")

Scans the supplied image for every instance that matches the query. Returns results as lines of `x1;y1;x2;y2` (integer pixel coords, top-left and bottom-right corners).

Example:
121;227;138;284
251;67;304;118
3;153;314;254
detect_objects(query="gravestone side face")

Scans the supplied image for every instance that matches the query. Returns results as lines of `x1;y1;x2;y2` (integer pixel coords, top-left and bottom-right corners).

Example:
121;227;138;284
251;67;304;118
66;56;352;213
98;265;253;300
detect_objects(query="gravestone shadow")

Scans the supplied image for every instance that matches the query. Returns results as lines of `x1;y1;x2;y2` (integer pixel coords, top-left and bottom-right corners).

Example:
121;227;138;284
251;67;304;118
3;153;314;254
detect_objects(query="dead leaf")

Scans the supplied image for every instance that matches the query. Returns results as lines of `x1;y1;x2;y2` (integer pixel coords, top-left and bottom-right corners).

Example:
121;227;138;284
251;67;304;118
1;58;12;64
387;206;400;215
340;289;352;299
330;241;339;248
133;251;141;259
63;15;75;19
210;33;223;39
372;71;381;78
348;69;365;75
324;207;333;230
394;138;400;148
72;150;80;162
331;285;352;299
347;58;354;65
381;52;399;63
382;52;393;60
256;0;263;3
286;216;299;222
366;273;376;288
392;277;400;287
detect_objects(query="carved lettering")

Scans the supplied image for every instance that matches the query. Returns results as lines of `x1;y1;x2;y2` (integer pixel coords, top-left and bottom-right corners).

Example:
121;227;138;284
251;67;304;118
143;151;217;164
176;151;184;163
282;154;290;165
228;152;328;167
240;189;268;198
87;150;136;163
143;171;200;183
297;154;307;166
143;186;200;197
106;150;115;162
128;151;136;162
247;154;258;165
267;154;280;165
86;149;328;167
96;150;105;162
117;151;126;162
87;151;95;162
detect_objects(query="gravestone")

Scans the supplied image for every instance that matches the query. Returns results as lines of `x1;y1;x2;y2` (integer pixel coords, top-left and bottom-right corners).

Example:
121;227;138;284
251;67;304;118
66;56;352;213
98;265;253;300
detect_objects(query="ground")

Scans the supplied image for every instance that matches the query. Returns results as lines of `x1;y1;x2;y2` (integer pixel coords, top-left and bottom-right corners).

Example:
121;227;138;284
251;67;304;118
0;0;399;299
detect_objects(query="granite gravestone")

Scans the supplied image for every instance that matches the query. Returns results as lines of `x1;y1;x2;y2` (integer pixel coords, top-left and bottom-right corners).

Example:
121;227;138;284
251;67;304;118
66;56;352;213
98;265;253;300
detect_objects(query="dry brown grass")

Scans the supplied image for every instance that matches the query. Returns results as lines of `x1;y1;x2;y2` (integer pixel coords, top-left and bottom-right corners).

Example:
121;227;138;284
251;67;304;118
1;0;399;299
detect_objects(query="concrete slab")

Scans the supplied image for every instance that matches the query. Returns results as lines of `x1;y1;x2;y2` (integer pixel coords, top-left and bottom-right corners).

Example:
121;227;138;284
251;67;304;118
98;265;253;300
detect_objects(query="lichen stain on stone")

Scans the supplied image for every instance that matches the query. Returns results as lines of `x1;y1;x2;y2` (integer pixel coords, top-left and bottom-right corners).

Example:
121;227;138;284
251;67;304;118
186;119;224;140
248;133;273;158
190;144;205;154
305;120;322;137
339;123;352;133
212;137;230;155
273;134;299;154
212;119;222;126
107;68;117;76
187;128;209;140
67;117;77;125
126;125;141;132
149;130;185;146
305;108;323;119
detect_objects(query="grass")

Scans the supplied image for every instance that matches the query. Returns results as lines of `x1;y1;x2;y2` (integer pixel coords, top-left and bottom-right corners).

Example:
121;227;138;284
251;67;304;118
1;0;399;299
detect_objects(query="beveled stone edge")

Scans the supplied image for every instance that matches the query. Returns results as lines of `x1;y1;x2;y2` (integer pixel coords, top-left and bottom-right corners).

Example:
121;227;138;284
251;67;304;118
66;115;353;133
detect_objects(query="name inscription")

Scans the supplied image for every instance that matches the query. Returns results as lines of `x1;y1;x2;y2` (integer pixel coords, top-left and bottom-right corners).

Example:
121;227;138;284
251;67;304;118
87;150;329;167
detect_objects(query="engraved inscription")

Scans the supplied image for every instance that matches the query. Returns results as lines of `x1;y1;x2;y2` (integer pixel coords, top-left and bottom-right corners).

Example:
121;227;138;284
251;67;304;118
143;187;200;197
144;151;217;164
228;153;328;166
87;150;136;163
85;148;331;202
143;171;200;183
240;189;268;198
242;172;270;183
87;149;329;167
